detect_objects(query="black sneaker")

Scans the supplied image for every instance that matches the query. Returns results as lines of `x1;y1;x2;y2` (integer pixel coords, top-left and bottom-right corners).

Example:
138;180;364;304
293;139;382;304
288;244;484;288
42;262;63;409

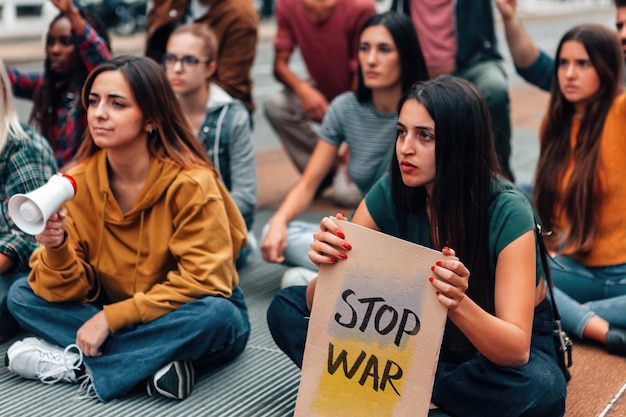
147;360;194;400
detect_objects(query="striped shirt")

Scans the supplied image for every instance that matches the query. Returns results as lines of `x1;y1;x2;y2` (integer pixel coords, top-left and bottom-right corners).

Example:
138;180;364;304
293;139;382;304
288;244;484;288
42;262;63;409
320;92;398;192
1;124;58;272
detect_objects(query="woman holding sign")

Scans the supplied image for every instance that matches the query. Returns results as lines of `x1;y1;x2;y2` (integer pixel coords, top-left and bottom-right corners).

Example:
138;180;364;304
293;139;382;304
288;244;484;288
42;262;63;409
267;76;566;416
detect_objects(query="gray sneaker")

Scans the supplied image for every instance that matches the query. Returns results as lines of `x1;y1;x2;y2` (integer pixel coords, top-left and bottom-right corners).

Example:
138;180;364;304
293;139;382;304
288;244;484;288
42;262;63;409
5;337;83;384
147;360;195;400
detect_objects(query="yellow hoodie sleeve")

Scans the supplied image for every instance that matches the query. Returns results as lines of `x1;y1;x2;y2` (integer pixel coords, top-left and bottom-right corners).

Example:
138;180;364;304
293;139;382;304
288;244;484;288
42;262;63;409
28;217;98;303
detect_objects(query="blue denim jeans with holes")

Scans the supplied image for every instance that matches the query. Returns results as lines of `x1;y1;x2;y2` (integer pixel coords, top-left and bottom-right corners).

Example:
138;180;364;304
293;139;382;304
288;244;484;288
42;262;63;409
550;256;626;338
8;278;250;402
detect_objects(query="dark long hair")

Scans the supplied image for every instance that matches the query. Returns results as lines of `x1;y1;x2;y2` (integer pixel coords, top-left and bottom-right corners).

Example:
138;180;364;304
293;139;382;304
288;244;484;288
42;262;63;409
29;10;110;144
391;75;500;359
535;24;622;255
76;55;213;170
355;11;428;103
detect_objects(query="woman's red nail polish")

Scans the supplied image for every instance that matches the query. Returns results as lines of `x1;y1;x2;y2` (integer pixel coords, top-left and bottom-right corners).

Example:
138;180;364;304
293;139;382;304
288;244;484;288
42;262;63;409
338;211;345;217
429;277;434;282
436;261;442;267
336;230;345;239
443;246;449;251
435;291;441;296
329;257;337;263
431;265;435;271
342;242;352;250
337;252;348;259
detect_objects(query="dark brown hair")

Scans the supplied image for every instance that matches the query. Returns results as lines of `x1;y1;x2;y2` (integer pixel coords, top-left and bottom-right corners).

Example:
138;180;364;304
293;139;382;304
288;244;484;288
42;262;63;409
535;24;622;256
355;11;429;103
391;75;500;360
76;55;213;171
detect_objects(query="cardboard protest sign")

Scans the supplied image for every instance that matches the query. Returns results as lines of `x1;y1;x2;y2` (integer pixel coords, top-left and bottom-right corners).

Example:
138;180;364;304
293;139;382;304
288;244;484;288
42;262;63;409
294;218;450;417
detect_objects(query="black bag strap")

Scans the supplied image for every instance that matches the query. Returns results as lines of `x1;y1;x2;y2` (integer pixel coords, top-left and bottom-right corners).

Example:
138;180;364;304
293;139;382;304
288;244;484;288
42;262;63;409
490;186;572;370
534;221;573;368
534;222;560;321
488;187;561;319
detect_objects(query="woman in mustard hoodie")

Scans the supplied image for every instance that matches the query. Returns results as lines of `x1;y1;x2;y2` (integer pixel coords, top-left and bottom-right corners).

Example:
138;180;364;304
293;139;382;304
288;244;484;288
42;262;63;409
5;55;250;403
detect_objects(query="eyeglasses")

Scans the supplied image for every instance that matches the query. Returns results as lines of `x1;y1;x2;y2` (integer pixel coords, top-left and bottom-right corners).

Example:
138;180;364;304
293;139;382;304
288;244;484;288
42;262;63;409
162;54;210;71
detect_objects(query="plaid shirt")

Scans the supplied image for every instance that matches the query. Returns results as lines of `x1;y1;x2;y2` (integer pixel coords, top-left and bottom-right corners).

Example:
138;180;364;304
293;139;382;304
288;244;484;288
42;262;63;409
1;124;58;272
8;23;111;168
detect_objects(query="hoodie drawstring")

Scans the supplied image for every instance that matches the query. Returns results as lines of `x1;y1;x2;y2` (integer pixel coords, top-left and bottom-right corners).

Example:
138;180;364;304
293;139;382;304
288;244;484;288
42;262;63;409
86;192;144;302
132;210;145;294
85;191;108;303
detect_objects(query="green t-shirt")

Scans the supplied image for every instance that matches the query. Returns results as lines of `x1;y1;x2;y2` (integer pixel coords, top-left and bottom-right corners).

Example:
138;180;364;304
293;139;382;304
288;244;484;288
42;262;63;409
364;174;543;286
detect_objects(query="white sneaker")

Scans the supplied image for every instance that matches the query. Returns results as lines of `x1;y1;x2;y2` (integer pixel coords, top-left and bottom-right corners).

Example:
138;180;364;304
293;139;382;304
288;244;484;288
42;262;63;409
5;337;83;384
246;232;259;257
281;267;317;289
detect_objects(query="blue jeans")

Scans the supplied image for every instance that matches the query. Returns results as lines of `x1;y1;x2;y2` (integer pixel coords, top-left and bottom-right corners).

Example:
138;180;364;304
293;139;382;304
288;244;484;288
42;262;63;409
266;286;310;368
261;220;318;270
550;256;626;338
267;287;566;416
8;278;250;403
432;297;566;416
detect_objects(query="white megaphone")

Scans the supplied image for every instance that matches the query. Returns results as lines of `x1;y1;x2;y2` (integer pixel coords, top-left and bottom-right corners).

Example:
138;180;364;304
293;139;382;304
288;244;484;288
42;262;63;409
8;172;77;235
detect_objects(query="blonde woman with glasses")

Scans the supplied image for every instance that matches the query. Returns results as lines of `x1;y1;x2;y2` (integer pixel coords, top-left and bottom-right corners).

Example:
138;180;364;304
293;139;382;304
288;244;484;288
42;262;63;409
164;23;257;268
